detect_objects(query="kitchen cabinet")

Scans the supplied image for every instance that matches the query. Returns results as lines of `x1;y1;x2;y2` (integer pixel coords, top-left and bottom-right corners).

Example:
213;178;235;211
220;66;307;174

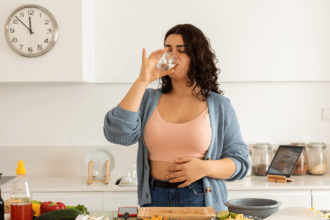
228;190;311;209
312;190;330;210
33;192;103;211
103;192;139;211
0;0;94;82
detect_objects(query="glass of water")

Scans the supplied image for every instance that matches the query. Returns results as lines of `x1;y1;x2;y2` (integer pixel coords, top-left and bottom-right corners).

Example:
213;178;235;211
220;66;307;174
155;51;177;71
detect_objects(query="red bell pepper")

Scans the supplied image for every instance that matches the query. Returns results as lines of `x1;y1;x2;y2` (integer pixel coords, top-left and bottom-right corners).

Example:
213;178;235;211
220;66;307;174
40;201;66;215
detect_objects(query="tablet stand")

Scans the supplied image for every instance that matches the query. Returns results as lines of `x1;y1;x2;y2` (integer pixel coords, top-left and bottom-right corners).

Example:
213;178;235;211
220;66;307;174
267;174;294;183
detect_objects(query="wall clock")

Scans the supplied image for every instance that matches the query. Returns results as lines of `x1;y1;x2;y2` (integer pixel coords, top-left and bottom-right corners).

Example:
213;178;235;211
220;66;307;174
5;4;59;57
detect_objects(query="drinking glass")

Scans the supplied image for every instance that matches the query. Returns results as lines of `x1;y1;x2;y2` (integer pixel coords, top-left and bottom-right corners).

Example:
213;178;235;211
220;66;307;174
155;51;177;71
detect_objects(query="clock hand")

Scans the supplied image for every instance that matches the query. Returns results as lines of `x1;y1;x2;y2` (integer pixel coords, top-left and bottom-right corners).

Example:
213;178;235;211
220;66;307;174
15;16;33;34
29;16;34;35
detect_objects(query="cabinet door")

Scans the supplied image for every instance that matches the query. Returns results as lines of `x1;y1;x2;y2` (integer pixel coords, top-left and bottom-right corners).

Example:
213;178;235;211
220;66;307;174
103;192;139;211
312;190;330;210
228;190;311;209
33;192;103;211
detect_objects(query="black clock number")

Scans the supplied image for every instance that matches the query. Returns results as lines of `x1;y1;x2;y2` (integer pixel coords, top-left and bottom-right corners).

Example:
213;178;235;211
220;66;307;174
10;28;15;33
45;20;49;25
13;20;18;24
12;38;17;43
28;10;34;15
38;45;42;50
44;39;49;43
19;44;23;50
20;12;24;17
47;29;52;34
28;47;33;52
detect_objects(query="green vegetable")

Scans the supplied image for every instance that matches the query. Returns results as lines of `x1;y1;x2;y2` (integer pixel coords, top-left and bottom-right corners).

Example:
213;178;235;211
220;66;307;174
33;200;42;205
66;204;89;215
35;209;82;220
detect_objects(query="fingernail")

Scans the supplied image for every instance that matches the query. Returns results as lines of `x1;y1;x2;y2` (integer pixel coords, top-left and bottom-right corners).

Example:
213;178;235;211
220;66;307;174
166;176;168;179
171;69;174;73
166;169;169;171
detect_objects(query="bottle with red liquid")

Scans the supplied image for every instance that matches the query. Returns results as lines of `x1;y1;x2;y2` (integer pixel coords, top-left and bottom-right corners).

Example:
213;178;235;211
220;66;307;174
10;161;32;220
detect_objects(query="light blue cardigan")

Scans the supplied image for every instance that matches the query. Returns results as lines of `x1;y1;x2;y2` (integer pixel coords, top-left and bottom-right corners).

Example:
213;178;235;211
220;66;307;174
103;88;250;211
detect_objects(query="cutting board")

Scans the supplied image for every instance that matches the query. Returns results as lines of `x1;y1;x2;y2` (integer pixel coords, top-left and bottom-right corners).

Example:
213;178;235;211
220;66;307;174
137;207;216;220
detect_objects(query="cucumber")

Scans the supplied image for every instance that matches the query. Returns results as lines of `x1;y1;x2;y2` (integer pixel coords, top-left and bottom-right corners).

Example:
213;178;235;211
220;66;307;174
35;209;83;220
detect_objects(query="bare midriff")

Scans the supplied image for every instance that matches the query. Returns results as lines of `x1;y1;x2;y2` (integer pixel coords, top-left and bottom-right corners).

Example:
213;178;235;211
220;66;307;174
149;160;180;181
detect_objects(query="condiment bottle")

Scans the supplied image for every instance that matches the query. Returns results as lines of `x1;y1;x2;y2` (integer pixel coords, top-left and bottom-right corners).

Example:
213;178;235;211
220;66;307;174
291;142;308;175
10;160;33;220
253;143;273;176
0;173;4;220
307;142;327;175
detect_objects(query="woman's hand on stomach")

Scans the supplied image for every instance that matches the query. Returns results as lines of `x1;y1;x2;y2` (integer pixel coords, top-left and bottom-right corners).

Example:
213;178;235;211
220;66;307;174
149;160;177;181
149;157;208;188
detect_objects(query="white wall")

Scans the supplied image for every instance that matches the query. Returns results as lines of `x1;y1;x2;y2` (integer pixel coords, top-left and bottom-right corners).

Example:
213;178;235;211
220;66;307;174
0;82;329;176
1;0;330;176
94;0;330;82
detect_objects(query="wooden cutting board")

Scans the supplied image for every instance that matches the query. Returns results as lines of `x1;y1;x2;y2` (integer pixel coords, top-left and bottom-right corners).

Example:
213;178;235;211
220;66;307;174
137;207;216;220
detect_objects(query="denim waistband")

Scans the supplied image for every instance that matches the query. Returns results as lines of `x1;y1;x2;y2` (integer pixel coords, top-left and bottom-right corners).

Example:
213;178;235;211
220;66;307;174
149;177;203;188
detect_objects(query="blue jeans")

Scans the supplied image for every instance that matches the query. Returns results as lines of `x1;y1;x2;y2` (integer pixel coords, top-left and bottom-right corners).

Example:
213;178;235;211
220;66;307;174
140;178;205;207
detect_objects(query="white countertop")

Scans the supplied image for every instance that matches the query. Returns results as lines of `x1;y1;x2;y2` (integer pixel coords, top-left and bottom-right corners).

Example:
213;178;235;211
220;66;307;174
2;174;330;193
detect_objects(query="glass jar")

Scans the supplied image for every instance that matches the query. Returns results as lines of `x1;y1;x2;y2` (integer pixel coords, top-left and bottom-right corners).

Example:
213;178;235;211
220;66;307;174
253;143;273;176
246;150;253;176
121;170;134;185
291;142;308;175
307;142;327;175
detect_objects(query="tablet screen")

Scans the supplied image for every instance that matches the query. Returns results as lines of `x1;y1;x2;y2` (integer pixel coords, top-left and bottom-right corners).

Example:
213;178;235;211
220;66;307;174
266;145;303;177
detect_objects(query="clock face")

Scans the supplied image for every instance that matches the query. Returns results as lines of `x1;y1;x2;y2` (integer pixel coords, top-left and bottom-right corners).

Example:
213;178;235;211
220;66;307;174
5;5;59;57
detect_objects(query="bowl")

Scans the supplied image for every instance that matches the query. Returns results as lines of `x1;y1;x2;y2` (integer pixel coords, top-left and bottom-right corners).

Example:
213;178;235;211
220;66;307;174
225;198;282;218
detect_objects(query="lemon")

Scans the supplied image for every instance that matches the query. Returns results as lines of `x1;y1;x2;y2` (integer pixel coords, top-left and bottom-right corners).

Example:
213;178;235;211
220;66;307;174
217;210;230;220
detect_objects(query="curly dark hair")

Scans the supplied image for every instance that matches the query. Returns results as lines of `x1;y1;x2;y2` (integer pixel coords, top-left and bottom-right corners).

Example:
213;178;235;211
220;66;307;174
157;24;224;101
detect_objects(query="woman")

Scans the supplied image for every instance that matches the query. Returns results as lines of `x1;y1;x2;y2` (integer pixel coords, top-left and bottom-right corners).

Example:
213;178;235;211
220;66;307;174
103;24;250;211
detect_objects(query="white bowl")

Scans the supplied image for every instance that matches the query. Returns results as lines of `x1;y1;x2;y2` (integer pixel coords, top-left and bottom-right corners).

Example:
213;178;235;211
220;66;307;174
84;146;116;178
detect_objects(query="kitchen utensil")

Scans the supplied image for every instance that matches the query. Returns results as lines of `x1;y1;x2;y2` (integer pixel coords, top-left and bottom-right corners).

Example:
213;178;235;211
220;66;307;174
264;206;325;220
84;146;116;178
137;207;216;220
225;198;282;219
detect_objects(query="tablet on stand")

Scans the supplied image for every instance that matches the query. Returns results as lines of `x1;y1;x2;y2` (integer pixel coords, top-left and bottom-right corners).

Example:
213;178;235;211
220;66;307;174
266;145;303;183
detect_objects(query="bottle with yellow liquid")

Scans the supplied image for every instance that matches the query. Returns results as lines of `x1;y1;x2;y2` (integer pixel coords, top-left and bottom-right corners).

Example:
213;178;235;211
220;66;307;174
10;160;32;220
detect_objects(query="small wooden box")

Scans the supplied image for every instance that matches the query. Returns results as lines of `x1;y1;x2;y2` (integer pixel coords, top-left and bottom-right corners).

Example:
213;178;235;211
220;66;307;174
137;207;216;220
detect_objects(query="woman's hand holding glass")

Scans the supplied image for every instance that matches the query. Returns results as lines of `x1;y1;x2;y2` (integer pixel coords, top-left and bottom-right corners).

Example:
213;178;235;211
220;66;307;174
138;48;175;84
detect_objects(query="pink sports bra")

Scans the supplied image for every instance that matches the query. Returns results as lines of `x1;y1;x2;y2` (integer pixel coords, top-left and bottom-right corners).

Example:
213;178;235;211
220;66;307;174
143;105;212;163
